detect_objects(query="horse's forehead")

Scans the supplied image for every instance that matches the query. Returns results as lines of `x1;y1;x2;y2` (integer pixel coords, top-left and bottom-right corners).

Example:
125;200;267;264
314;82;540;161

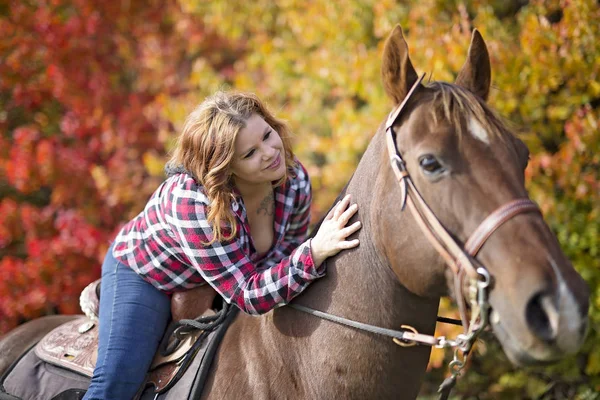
403;105;453;138
406;100;491;146
467;117;490;145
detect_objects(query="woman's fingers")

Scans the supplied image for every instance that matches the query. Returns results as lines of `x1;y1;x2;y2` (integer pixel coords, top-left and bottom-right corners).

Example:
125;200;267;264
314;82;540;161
333;195;351;220
338;203;358;226
325;200;341;220
340;220;361;237
338;239;360;249
313;194;361;261
324;206;335;220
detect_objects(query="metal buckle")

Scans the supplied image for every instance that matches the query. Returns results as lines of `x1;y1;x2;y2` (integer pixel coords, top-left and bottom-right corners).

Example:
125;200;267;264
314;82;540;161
393;325;419;347
389;154;409;210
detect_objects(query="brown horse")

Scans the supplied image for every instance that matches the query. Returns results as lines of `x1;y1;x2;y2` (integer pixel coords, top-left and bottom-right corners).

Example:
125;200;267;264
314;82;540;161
0;25;589;400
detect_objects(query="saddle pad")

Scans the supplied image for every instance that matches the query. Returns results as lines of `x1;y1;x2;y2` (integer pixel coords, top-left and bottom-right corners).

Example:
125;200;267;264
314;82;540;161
1;347;89;400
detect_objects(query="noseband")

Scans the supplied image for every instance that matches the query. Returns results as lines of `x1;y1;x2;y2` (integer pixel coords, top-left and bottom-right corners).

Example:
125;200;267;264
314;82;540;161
290;74;541;398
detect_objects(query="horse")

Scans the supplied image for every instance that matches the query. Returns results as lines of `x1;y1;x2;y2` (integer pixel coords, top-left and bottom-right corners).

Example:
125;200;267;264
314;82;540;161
0;25;590;400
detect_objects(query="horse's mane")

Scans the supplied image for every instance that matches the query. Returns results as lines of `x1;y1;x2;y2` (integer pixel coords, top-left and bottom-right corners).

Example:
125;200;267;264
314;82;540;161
426;81;515;143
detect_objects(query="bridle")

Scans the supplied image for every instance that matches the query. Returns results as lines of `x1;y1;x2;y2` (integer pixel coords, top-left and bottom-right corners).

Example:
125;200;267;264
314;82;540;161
290;74;541;397
385;73;541;334
384;73;541;394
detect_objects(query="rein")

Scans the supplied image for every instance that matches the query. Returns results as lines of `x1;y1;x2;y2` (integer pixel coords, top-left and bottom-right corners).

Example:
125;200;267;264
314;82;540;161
290;74;542;399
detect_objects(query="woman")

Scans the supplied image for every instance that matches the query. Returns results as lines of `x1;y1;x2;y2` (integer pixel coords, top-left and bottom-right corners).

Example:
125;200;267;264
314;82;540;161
83;91;361;399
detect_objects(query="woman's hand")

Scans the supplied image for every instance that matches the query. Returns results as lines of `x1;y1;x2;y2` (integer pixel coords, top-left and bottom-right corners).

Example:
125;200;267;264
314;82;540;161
310;194;361;267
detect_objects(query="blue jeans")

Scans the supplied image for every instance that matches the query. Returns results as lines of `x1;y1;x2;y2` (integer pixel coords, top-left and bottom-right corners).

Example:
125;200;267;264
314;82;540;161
84;244;171;400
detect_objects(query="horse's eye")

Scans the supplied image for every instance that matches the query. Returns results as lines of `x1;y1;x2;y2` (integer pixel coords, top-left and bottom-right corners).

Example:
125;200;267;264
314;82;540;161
419;155;444;174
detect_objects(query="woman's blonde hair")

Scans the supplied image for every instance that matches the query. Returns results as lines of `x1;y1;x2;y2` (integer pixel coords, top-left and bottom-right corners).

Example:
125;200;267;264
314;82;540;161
168;91;296;244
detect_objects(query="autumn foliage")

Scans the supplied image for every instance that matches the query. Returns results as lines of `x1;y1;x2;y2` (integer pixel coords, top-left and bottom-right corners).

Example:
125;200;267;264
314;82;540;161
1;0;598;398
0;0;236;327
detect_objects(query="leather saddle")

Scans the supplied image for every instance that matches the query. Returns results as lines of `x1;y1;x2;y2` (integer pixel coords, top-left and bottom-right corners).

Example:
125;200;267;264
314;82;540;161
35;281;218;394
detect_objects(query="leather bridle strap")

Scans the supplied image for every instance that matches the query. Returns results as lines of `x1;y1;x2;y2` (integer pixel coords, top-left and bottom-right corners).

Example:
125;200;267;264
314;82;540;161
384;75;479;279
457;199;541;328
289;303;439;346
464;198;541;257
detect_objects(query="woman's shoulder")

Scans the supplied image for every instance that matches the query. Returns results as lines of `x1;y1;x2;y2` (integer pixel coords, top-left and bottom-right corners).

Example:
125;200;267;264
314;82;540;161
162;170;210;206
288;158;310;188
283;158;311;200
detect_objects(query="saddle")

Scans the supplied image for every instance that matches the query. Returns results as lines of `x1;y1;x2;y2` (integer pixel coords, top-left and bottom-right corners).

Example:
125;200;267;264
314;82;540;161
31;281;228;396
79;279;217;324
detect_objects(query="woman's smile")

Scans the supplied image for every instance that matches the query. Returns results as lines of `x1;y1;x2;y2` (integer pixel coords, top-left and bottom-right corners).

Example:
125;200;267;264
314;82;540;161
265;153;281;170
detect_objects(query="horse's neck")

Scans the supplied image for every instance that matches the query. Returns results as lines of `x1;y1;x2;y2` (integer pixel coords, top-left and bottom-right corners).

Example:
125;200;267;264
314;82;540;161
282;129;439;395
215;130;441;399
301;128;440;329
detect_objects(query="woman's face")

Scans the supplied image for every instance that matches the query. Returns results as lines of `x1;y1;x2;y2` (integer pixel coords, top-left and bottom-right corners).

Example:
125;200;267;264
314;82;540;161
230;113;285;187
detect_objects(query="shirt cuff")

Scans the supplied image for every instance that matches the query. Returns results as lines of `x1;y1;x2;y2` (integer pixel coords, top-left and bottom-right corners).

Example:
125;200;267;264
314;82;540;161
305;238;326;278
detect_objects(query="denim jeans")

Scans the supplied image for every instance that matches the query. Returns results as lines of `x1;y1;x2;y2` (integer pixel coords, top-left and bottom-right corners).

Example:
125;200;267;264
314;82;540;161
83;244;171;400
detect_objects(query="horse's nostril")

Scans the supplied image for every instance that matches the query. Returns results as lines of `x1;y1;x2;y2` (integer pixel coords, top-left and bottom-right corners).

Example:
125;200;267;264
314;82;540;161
525;292;559;343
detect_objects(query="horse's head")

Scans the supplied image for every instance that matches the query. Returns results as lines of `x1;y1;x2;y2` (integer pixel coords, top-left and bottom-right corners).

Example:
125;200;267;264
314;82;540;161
377;25;589;366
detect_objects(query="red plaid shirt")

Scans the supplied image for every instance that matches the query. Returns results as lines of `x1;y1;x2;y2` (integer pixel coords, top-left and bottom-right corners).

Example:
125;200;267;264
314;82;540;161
112;161;322;315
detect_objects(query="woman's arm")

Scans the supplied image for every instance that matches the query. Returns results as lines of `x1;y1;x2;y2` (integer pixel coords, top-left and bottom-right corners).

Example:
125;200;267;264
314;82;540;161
167;183;322;315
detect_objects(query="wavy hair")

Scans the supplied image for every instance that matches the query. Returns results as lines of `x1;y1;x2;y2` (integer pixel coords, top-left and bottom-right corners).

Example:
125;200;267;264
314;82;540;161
168;91;296;244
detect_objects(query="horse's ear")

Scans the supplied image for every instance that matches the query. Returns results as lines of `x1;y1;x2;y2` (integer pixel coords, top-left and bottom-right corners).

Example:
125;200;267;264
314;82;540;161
381;25;419;104
455;29;491;101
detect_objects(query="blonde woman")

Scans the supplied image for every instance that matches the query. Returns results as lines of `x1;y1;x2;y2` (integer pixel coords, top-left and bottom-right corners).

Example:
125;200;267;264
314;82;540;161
84;91;361;399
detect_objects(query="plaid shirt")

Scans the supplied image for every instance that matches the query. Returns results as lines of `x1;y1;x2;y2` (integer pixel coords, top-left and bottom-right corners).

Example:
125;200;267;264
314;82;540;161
112;161;322;315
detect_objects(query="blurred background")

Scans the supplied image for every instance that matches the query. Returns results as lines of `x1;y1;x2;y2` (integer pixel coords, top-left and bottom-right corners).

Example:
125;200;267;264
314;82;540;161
0;0;598;398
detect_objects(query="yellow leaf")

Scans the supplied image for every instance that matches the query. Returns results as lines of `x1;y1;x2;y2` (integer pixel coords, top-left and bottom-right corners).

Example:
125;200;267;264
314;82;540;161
143;152;166;177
